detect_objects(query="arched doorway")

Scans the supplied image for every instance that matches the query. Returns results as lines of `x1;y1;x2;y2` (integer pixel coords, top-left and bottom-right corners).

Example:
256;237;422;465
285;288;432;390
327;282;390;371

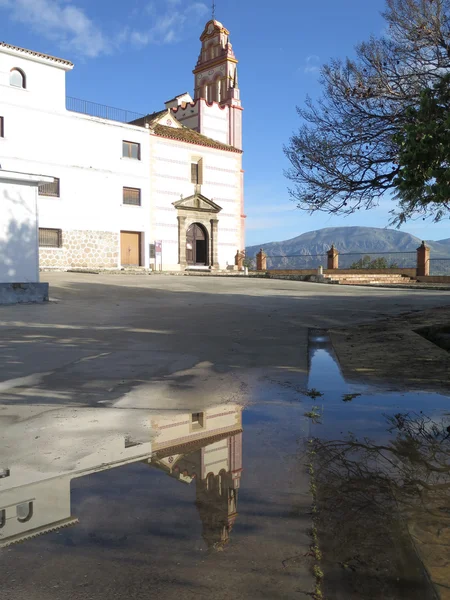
186;223;208;266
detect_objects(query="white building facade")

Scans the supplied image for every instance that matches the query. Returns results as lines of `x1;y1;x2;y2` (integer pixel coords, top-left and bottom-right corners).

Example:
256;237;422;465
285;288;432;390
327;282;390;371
0;20;245;272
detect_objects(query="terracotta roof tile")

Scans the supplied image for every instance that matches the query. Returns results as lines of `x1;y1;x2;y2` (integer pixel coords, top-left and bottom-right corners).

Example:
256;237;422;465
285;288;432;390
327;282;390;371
153;124;242;153
165;92;190;103
130;110;167;127
0;41;73;67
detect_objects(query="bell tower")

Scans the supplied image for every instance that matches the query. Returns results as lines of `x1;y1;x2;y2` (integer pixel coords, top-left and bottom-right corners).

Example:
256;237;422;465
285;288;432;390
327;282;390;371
192;19;243;150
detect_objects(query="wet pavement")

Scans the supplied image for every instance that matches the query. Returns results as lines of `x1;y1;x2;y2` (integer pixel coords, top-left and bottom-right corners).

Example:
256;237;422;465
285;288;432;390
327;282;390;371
1;332;449;599
2;274;450;599
307;331;449;600
0;399;312;600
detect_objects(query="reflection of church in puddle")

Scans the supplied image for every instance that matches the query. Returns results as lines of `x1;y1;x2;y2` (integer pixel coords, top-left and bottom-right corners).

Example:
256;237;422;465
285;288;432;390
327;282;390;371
148;407;242;549
0;404;242;549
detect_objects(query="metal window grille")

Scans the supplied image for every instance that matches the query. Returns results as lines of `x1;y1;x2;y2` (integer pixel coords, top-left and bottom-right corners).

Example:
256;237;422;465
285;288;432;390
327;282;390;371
0;116;4;138
122;141;140;159
123;187;141;206
38;178;60;197
39;228;62;248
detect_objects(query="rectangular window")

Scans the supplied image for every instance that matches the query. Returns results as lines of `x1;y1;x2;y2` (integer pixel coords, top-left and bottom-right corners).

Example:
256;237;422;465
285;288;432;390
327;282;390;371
191;158;203;184
123;186;141;206
122;141;141;160
191;412;204;429
0;117;4;138
38;178;60;197
191;162;199;184
39;228;62;248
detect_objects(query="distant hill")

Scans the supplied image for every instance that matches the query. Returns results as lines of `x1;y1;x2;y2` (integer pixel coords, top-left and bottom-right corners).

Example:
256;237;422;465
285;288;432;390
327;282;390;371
245;227;450;269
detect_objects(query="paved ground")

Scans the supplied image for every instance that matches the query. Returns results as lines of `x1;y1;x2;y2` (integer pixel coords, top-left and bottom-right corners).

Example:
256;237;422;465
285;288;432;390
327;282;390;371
1;273;450;599
2;273;450;407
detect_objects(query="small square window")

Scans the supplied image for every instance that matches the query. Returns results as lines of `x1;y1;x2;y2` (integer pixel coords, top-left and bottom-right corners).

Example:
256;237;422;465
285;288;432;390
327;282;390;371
39;228;62;248
122;141;141;160
191;412;204;429
123;187;141;206
38;177;60;197
0;468;10;479
0;117;4;138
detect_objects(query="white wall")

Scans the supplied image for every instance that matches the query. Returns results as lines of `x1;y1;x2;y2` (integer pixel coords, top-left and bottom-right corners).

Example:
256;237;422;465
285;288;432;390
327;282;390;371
200;101;229;145
0;478;71;544
0;45;244;271
0;108;151;230
0;175;40;283
151;404;242;451
0;45;151;268
150;134;242;270
0;47;70;112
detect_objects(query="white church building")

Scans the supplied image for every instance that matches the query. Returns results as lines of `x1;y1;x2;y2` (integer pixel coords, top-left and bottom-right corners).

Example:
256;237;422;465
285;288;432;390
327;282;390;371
0;19;244;272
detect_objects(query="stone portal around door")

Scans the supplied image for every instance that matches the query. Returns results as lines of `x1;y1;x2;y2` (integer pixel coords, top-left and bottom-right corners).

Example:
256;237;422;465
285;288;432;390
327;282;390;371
173;193;222;270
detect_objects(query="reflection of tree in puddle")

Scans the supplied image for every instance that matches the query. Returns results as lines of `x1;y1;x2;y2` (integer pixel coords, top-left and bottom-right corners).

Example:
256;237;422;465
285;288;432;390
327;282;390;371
312;412;450;599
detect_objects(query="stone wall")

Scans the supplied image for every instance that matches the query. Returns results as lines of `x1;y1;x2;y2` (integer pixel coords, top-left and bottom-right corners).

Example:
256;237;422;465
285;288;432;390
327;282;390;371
39;230;119;270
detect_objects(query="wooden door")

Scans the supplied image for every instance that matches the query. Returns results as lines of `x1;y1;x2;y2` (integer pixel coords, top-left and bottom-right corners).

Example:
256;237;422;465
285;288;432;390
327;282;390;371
186;224;207;266
121;231;141;266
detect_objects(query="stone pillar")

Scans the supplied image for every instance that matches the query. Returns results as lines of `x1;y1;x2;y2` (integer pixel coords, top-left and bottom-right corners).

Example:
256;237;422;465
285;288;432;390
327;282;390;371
327;244;339;270
235;250;244;270
256;249;267;271
178;216;187;269
417;241;430;277
210;219;219;269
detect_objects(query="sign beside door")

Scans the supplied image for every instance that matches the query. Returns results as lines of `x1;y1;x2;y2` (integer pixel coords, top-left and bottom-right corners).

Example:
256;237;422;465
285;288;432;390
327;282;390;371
155;240;162;271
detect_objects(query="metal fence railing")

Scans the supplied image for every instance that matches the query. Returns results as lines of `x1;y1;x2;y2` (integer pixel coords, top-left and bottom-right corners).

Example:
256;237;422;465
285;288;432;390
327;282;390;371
260;251;417;271
338;251;417;270
66;97;145;124
265;254;328;270
428;258;450;275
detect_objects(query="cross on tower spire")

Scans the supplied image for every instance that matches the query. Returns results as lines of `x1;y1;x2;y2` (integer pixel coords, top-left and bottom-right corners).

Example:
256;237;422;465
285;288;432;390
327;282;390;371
212;0;216;20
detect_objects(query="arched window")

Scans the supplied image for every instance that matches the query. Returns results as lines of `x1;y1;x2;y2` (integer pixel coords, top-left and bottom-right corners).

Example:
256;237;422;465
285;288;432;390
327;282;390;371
218;79;227;103
206;84;214;103
206;473;215;491
10;68;26;89
16;501;33;523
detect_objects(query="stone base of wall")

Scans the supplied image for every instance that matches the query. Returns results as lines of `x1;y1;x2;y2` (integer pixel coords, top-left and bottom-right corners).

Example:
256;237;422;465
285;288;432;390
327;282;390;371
0;282;49;305
39;230;119;270
417;276;450;283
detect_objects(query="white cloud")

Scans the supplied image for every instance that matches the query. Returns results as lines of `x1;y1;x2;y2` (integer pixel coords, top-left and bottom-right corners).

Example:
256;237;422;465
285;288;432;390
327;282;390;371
0;0;209;58
0;0;110;58
303;55;321;74
128;1;208;47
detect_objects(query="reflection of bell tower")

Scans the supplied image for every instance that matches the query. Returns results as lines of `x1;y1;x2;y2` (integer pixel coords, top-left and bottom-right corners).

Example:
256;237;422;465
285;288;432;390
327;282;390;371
192;20;243;150
195;432;242;550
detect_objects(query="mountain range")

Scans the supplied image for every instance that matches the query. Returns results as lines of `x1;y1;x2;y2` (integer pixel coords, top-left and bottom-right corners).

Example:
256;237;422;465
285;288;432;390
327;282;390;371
245;227;450;269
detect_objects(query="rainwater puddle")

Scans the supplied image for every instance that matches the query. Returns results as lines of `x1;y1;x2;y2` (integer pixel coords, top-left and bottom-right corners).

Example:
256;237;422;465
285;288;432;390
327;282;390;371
1;333;449;600
0;400;312;600
307;329;450;600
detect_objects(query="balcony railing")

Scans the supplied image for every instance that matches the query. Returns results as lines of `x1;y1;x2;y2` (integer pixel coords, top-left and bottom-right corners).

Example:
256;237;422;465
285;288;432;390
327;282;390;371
66;96;145;124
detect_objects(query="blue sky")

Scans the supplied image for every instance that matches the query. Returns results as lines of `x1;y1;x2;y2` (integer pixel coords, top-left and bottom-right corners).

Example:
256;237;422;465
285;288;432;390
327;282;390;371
2;0;449;245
